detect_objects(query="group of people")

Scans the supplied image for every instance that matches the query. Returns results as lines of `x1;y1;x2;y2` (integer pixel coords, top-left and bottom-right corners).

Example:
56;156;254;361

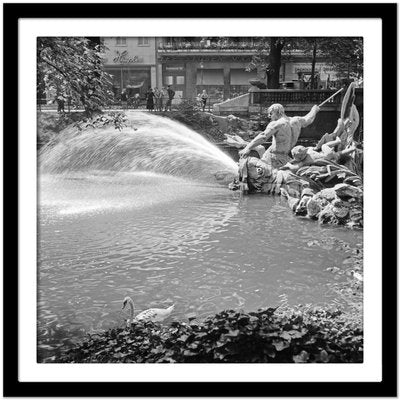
120;90;140;109
119;86;210;112
120;85;176;111
145;85;175;112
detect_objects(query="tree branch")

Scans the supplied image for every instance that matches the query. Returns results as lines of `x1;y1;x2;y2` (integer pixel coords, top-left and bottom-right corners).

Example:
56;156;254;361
40;57;70;79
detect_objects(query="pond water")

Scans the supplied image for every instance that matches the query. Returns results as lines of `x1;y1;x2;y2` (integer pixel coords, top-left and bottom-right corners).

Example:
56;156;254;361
37;112;362;362
38;172;362;362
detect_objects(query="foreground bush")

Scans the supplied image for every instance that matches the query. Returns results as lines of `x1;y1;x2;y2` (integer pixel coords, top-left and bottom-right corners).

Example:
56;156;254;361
57;306;362;363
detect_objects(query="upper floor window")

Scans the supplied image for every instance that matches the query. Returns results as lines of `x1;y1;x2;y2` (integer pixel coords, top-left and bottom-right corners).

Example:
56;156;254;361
116;37;127;46
138;37;150;46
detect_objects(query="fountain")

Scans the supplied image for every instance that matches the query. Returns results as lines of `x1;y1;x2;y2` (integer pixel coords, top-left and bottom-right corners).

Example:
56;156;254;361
37;110;362;362
40;111;238;182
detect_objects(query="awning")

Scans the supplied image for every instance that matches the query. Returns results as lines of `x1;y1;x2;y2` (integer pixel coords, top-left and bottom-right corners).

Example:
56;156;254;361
126;81;145;89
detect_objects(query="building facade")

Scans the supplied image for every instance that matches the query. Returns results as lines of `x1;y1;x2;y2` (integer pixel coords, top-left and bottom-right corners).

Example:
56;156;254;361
101;37;346;103
102;36;158;98
157;37;259;103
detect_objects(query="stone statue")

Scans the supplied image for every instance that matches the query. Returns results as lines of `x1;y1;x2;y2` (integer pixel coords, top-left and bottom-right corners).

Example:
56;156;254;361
238;103;320;168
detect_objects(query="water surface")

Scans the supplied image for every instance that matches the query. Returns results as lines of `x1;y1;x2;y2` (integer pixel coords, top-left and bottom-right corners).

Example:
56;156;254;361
38;172;361;361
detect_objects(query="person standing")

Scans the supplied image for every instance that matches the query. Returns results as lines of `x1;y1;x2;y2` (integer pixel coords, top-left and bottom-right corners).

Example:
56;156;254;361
160;87;167;111
200;89;208;112
165;85;175;111
133;92;140;109
153;87;161;111
146;87;155;111
239;103;320;169
120;89;128;110
153;87;160;111
56;95;65;114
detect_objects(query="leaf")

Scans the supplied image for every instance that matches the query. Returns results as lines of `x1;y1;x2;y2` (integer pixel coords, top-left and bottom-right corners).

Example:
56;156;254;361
272;339;290;351
280;331;292;341
319;350;329;363
187;342;201;350
177;334;189;342
215;340;227;348
225;329;240;337
183;350;197;357
293;350;309;363
249;316;259;324
288;329;307;339
264;348;276;358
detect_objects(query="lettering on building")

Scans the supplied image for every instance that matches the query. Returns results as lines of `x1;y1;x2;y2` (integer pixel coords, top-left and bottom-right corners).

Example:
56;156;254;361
294;63;335;74
165;66;185;71
113;51;142;64
322;66;336;72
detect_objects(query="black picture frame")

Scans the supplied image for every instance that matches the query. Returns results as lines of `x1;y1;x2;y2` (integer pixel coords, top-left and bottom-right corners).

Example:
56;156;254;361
3;2;397;397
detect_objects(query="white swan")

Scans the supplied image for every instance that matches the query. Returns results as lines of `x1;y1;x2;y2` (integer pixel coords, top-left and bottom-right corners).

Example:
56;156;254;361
122;296;175;326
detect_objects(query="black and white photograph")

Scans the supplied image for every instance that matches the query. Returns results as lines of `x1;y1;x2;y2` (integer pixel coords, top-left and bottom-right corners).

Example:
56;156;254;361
4;2;396;397
37;35;365;365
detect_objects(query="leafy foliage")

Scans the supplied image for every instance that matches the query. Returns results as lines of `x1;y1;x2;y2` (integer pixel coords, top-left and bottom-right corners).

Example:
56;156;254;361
168;100;226;142
57;306;362;363
37;111;86;147
37;111;128;148
300;38;363;82
37;37;114;117
74;111;128;132
319;38;363;81
246;37;363;88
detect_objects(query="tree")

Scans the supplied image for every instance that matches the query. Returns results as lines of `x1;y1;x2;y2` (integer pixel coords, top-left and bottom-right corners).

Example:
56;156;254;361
323;38;363;81
37;37;114;117
247;37;363;89
300;37;363;87
246;37;286;89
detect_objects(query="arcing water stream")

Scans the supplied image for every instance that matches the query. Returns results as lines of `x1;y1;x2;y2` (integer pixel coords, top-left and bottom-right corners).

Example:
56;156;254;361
40;111;238;181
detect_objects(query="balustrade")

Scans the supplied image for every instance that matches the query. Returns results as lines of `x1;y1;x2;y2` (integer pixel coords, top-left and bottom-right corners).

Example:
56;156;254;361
252;90;341;106
158;41;259;51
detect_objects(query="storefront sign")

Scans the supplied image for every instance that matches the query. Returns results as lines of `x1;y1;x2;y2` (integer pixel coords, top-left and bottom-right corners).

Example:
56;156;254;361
322;66;336;73
113;51;142;64
294;63;335;74
165;66;185;71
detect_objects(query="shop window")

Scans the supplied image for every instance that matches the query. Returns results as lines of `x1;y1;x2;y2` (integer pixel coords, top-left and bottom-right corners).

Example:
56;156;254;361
176;76;185;85
116;37;127;46
124;69;149;87
230;69;257;85
138;37;150;46
196;69;223;85
164;76;174;85
104;67;150;98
